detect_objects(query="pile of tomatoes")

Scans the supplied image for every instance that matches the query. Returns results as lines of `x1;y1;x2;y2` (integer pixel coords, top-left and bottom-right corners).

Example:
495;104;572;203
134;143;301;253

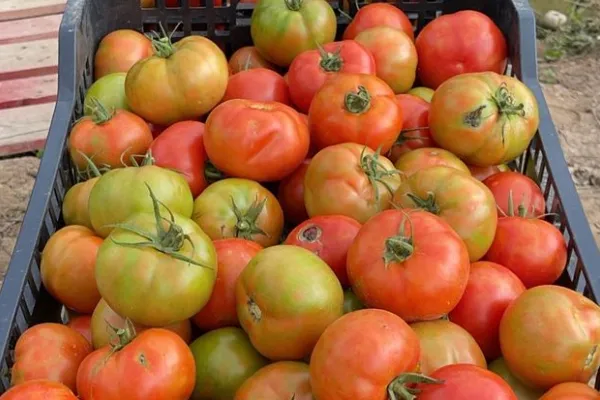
3;1;600;399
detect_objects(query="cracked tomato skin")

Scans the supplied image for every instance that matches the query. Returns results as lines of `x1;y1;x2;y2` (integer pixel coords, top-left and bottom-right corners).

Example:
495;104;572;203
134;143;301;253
235;361;313;400
0;380;78;400
540;382;600;400
343;3;414;41
76;329;195;400
192;178;284;247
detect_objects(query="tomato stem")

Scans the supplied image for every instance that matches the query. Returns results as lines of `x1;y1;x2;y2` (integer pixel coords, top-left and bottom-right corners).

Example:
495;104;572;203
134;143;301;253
105;318;137;352
86;97;115;125
492;83;526;118
318;43;343;72
359;147;402;210
76;150;106;181
384;212;414;265
205;160;226;183
231;196;269;240
345;85;371;114
149;22;181;58
387;372;444;400
406;192;440;215
284;0;303;11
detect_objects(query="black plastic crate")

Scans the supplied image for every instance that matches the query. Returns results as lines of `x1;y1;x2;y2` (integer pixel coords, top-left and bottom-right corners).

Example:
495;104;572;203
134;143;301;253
1;0;599;393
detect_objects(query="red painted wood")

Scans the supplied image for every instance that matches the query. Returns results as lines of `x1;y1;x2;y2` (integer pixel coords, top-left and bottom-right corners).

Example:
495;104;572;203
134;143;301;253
0;14;61;45
0;2;66;22
0;74;58;109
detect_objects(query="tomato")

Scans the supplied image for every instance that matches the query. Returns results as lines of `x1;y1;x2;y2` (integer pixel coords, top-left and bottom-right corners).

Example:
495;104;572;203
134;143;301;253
0;380;77;400
483;171;546;217
309;309;423;400
235;361;312;400
148;121;208;198
193;239;263;331
205;99;309;182
277;159;310;225
355;27;417;94
236;245;343;360
540;383;600;400
67;315;92;344
250;0;336;67
388;94;434;163
223;68;290;104
343;289;365;314
88;164;193;238
304;143;401;223
68;102;153;171
429;72;540;167
485;217;567;288
448;261;525;360
62;177;99;230
284;215;361;287
408;86;434;102
343;3;414;41
488;358;545;400
189;327;269;400
347;210;469;321
414;364;517;399
228;46;278;74
12;323;92;392
469;163;510;181
393;166;497;261
394;147;470;177
500;286;600;390
415;10;508;89
287;40;376;113
41;226;102;314
91;299;192;349
84;73;129;113
192;178;284;247
411;320;486;375
94;29;153;80
76;327;195;399
308;73;403;153
126;34;228;125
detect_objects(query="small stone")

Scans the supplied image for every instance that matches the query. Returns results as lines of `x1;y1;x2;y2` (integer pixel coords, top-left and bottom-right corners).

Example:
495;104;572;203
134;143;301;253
541;10;568;31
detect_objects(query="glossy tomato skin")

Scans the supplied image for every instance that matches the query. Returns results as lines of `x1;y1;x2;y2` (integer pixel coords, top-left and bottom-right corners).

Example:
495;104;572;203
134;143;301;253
347;210;469;321
540;382;600;400
308;74;403;153
223;68;290;104
0;380;78;400
193;239;263;331
62;177;98;230
389;94;434;162
416;10;507;89
284;215;362;287
94;29;153;79
192;178;284;247
77;328;196;400
343;3;414;41
228;46;278;74
12;323;92;392
430;72;539;167
236;245;344;360
483;171;546;217
84;73;129;113
394;147;470;177
205;99;309;182
499;286;600;390
149;121;208;198
41;226;102;313
485;217;567;288
250;0;336;67
469;163;510;181
287;40;376;113
189;327;269;400
448;261;525;360
235;361;312;400
277;159;311;225
67;315;92;344
488;358;545;400
310;309;420;400
408;86;434;102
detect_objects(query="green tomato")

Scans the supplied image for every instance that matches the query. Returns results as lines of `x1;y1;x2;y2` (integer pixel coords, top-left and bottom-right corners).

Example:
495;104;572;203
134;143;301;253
488;358;544;400
343;288;365;314
408;86;435;103
189;327;269;400
84;72;129;114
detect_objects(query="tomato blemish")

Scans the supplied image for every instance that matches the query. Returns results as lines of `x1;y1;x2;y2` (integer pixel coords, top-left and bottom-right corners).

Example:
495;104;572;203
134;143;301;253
299;225;321;242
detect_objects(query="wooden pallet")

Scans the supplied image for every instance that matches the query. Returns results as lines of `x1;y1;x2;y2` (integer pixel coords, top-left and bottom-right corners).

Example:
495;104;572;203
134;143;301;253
0;0;66;157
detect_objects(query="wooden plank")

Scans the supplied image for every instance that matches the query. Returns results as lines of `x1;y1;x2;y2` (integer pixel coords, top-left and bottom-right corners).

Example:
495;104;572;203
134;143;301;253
0;38;58;81
0;14;61;45
0;74;57;109
0;103;55;156
0;0;66;22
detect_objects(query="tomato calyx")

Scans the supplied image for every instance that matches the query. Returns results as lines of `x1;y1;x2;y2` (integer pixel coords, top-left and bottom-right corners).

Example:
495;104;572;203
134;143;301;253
406;192;440;215
85;97;115;125
76;150;110;181
148;23;180;58
384;215;414;265
387;372;444;400
284;0;303;11
318;44;343;72
345;86;371;114
231;196;269;240
360;147;402;208
492;83;526;118
394;127;430;146
106;318;137;352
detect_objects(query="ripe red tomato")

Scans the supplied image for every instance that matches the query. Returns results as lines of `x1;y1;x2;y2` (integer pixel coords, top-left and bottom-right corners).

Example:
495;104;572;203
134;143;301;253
309;309;421;400
41;226;102;314
284;215;362;287
205;99;309;182
540;382;600;400
228;46;278;74
148;120;208;198
483;171;546;217
343;3;414;41
500;286;600;390
223;68;290;104
448;261;526;360
414;364;517;399
388;94;434;163
347;210;469;321
394;147;470;177
415;10;508;89
469;163;510;181
193;239;263;331
277;158;311;225
235;361;313;400
66;315;92;344
485;217;567;288
0;380;77;400
11;323;92;392
287;40;376;113
308;74;403;153
94;29;153;79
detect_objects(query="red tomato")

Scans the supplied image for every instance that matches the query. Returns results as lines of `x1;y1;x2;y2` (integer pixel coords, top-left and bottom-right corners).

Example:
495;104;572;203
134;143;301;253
483;171;546;217
0;380;77;400
308;74;403;153
343;3;414;41
193;239;263;331
448;261;526;360
394;147;470;177
205;99;310;182
223;68;290;104
309;309;421;400
415;10;508;89
388;94;434;163
148;120;208;198
540;382;600;400
415;364;517;399
285;215;362;287
347;210;470;322
235;362;313;400
228;46;278;74
94;30;153;80
469;163;510;181
287;40;376;113
148;122;166;139
277;159;311;225
11;323;92;392
67;315;92;344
